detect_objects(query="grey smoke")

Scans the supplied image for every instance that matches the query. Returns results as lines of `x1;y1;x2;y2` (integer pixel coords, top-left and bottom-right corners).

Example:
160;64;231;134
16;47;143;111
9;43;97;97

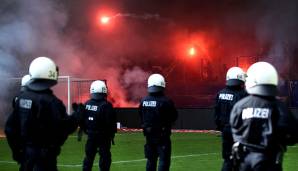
1;0;298;131
122;66;150;102
0;0;153;132
0;0;81;131
256;0;298;74
114;13;161;20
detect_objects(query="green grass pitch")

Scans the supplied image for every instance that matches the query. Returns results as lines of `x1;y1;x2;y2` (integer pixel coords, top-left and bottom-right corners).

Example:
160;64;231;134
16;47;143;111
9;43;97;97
0;132;297;171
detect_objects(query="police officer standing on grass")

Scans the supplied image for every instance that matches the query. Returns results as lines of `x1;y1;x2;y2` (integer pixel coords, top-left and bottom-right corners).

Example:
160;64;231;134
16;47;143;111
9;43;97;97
79;80;117;171
5;56;81;171
139;73;178;171
230;62;298;171
214;67;248;171
5;74;31;170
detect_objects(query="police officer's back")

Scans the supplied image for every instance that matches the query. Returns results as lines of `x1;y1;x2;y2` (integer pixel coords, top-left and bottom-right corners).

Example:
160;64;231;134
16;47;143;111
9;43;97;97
5;74;30;169
79;80;116;171
230;62;298;171
139;74;178;171
5;57;79;171
11;75;31;109
214;67;247;171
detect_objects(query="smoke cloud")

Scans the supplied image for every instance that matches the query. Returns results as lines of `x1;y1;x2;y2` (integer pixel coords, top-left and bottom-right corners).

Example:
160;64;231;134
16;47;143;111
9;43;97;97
255;0;298;74
0;0;155;132
112;13;161;20
1;0;298;131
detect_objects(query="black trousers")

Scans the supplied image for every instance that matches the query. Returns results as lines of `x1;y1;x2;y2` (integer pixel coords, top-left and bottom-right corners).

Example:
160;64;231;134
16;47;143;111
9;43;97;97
144;136;171;171
22;146;59;171
238;152;282;171
83;137;112;171
221;126;233;171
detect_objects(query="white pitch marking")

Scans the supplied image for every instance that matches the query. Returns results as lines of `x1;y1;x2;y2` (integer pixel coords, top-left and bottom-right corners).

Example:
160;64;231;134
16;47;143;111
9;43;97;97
0;152;219;167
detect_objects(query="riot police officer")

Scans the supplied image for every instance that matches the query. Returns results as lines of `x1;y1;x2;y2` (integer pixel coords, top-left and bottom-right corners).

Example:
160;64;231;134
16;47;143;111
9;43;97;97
80;80;117;171
230;62;297;171
214;67;247;171
6;74;31;170
5;57;80;171
12;74;31;108
139;73;178;171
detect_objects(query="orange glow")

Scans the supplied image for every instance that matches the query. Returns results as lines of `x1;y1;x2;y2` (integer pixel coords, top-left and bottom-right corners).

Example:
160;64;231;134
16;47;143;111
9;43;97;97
188;47;196;57
237;56;256;72
100;16;110;24
171;31;213;61
95;8;116;28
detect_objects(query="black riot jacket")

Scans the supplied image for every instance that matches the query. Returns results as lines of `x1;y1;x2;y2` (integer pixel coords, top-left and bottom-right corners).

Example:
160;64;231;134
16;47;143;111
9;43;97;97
230;95;298;151
139;92;178;138
80;97;117;139
5;89;78;151
214;85;247;130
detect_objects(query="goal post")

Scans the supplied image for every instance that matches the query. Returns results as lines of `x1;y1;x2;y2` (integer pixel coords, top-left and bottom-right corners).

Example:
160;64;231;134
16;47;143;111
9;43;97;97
58;76;72;114
55;76;96;115
5;76;96;115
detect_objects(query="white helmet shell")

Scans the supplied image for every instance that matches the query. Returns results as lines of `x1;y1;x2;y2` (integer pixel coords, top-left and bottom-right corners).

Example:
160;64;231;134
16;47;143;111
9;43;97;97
226;67;246;86
27;57;58;91
245;62;278;96
147;74;166;93
21;74;31;87
90;80;108;94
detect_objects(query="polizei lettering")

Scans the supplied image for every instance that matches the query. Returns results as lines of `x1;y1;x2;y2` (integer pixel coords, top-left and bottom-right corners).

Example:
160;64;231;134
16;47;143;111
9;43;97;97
19;99;32;109
242;108;270;120
218;93;234;101
86;105;98;111
142;101;157;107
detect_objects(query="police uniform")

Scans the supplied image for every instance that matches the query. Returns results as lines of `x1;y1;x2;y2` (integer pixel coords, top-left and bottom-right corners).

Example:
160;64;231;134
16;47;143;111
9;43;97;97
230;95;297;171
139;91;178;171
229;62;298;171
215;86;247;171
80;95;117;171
5;88;79;171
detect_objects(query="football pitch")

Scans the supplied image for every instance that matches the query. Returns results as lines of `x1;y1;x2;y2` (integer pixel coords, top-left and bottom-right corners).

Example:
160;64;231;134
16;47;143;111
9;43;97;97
0;132;298;171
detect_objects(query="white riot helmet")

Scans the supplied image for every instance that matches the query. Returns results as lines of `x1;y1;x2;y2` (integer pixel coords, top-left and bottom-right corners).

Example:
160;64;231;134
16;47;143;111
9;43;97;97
90;80;108;99
27;57;59;91
226;67;246;86
147;74;166;93
245;62;278;96
21;74;31;87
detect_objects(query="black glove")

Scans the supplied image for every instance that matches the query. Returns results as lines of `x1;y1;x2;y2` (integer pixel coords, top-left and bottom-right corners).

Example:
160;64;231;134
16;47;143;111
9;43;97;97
231;142;245;162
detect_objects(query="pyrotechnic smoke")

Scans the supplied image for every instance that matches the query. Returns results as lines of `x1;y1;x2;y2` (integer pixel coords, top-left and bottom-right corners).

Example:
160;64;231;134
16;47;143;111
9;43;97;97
255;0;298;75
0;0;154;131
0;0;86;126
122;66;150;102
114;13;161;20
1;0;298;131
